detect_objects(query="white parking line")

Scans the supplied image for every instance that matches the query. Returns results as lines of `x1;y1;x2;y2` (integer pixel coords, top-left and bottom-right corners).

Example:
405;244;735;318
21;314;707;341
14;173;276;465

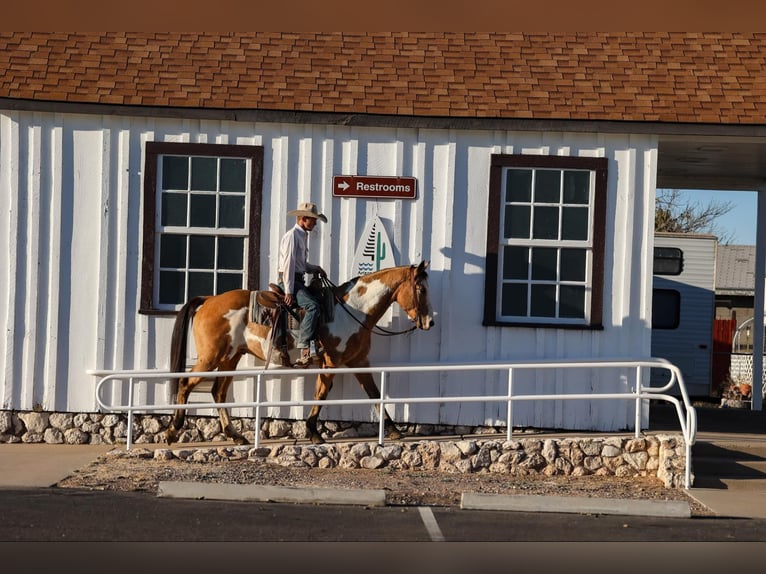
418;506;445;542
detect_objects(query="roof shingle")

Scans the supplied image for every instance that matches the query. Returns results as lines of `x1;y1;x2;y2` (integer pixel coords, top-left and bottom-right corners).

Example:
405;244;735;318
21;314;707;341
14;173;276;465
1;32;766;124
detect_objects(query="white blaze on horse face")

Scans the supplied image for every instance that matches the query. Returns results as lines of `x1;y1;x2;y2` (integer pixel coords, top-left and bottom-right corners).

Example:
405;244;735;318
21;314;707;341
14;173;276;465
223;307;249;359
420;276;435;328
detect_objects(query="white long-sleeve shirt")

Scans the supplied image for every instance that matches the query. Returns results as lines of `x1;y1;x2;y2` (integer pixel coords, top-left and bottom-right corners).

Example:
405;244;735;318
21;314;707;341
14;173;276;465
278;223;319;295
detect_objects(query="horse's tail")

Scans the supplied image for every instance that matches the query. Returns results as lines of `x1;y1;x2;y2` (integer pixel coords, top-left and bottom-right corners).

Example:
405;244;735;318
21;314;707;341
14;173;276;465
170;296;208;383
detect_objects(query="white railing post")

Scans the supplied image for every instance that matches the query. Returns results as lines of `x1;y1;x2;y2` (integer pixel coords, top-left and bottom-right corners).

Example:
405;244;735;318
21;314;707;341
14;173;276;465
378;371;387;445
506;367;514;442
254;373;263;449
126;377;135;451
634;365;642;438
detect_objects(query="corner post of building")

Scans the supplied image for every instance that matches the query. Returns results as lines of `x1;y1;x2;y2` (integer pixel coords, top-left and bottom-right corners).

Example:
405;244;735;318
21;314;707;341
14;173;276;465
751;188;766;411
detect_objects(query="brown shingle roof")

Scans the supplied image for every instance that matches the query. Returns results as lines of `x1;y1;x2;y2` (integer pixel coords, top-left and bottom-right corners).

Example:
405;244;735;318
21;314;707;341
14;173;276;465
2;32;766;124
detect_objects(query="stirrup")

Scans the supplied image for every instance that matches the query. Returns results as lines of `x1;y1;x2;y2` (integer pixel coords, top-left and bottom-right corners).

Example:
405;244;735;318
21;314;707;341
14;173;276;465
293;351;313;369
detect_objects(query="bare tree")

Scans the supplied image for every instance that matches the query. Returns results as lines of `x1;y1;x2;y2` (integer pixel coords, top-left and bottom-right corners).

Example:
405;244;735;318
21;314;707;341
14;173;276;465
655;189;735;243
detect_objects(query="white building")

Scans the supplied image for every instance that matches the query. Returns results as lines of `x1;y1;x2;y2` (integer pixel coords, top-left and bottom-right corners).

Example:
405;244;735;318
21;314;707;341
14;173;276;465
2;33;765;436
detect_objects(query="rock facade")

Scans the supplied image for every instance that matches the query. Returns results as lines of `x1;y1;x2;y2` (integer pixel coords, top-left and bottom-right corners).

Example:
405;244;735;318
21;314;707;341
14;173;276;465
0;409;690;488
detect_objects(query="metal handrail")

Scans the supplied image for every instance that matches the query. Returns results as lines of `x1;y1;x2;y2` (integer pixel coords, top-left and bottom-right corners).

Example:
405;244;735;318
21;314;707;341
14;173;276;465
87;356;696;488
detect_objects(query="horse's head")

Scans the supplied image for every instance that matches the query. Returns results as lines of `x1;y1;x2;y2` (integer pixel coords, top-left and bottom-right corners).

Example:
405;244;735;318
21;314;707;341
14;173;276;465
397;260;435;330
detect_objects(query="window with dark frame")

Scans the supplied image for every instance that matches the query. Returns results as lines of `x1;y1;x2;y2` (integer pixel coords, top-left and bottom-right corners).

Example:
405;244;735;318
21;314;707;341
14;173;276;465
653;247;684;275
140;142;263;314
484;154;607;328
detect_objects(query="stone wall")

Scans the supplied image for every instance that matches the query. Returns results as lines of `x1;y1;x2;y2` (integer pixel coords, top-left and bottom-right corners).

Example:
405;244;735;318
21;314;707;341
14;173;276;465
0;409;690;489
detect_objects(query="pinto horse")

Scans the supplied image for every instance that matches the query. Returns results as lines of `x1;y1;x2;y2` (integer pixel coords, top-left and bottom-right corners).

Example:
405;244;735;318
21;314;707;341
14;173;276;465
165;261;434;445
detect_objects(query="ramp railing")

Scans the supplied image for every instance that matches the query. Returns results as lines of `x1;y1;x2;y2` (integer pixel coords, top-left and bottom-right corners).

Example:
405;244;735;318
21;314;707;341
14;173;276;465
88;356;697;488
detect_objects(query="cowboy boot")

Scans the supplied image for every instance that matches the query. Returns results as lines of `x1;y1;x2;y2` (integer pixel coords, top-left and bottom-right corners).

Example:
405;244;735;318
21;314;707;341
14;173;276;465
293;348;313;368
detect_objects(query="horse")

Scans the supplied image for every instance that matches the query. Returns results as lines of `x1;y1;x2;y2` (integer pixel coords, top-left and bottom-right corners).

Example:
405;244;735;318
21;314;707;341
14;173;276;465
165;261;435;445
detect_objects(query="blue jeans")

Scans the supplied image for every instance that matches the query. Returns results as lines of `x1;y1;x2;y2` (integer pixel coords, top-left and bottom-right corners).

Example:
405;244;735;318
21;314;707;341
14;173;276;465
281;274;321;350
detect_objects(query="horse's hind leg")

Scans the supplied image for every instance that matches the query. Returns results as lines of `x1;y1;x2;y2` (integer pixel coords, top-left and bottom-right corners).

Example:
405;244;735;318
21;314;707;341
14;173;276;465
167;375;202;445
211;355;248;445
353;371;403;441
306;372;334;444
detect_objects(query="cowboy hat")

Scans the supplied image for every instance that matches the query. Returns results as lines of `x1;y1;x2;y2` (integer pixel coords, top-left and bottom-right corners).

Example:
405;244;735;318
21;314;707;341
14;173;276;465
288;202;327;223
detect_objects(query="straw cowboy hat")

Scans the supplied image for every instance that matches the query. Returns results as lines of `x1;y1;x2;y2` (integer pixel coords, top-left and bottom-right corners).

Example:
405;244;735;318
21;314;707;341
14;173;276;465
288;202;327;223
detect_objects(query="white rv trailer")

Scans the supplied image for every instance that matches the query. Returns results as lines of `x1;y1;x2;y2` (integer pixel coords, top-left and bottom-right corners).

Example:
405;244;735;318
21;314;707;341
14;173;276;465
651;233;717;397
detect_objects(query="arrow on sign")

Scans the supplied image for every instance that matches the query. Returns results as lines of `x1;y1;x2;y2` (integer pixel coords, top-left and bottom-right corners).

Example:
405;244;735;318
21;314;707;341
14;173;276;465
336;180;350;192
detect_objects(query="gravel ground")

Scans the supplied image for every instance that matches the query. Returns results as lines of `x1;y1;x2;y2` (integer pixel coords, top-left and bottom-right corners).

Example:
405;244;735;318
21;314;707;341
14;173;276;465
56;446;713;516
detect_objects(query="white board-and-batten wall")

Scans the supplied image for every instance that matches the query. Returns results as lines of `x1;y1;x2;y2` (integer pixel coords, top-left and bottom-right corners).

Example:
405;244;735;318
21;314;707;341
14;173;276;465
0;109;658;432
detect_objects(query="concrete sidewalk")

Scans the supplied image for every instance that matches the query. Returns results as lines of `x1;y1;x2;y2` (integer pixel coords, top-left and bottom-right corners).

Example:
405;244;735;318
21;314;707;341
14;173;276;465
0;443;112;488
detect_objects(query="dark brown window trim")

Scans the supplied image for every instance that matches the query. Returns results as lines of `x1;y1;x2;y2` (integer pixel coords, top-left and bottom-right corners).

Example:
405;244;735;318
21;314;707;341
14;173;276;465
139;141;263;315
483;154;607;329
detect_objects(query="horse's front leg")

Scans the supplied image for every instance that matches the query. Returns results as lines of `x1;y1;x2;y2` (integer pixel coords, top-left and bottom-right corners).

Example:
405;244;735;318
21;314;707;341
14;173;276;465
306;372;334;444
353;371;403;441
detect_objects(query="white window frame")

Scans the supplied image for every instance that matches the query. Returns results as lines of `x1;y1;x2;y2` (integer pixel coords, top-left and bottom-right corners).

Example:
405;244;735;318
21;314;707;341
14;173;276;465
484;154;607;329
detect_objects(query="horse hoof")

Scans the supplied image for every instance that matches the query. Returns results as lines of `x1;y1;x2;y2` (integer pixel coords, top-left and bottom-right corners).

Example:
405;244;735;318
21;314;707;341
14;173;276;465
165;430;177;445
387;428;403;440
310;434;325;445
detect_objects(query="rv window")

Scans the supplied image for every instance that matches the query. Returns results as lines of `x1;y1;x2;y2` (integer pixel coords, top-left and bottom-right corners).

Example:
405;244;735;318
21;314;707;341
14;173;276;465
484;154;607;328
654;247;684;275
139;142;264;314
652;288;681;329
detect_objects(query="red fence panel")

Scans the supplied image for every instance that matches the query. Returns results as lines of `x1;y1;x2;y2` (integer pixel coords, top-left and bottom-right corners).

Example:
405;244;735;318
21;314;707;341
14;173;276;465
712;318;738;395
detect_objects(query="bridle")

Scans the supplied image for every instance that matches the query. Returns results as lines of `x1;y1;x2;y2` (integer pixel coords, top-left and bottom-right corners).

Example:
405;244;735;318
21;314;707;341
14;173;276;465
321;268;423;337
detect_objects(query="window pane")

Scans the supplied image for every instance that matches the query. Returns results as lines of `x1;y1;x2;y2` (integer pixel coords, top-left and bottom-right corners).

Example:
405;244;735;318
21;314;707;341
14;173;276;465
503;246;529;280
530;284;556;317
217;272;243;293
188;271;214;298
563;171;590;204
532;206;559;239
220;195;245;228
189;235;215;269
560;248;586;281
506;169;532;202
159;270;185;304
159;234;186;268
218;236;244;270
220;158;247;192
191;157;217;191
161;192;188;226
501;283;528;316
652;289;681;329
654;247;684;275
162;156;188;190
560;285;585;318
534;170;560;203
531;247;557;280
190;194;217;227
562;206;589;241
505;205;530;239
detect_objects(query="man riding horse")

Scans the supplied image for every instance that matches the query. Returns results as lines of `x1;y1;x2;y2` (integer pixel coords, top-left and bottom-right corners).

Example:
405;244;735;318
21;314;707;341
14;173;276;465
277;201;328;368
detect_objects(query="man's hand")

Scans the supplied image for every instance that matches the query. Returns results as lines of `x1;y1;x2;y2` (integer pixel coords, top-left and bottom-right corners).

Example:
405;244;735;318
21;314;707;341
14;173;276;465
284;294;294;307
317;267;327;279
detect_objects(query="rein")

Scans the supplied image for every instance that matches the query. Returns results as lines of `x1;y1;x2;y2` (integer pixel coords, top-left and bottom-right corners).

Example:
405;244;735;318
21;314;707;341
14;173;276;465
321;276;418;337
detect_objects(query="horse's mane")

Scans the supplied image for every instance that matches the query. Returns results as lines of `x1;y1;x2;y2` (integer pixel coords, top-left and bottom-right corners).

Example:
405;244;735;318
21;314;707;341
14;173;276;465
336;263;425;294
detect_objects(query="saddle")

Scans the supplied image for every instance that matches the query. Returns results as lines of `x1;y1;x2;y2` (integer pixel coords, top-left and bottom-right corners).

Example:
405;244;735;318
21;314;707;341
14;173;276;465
253;279;334;328
248;279;334;368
